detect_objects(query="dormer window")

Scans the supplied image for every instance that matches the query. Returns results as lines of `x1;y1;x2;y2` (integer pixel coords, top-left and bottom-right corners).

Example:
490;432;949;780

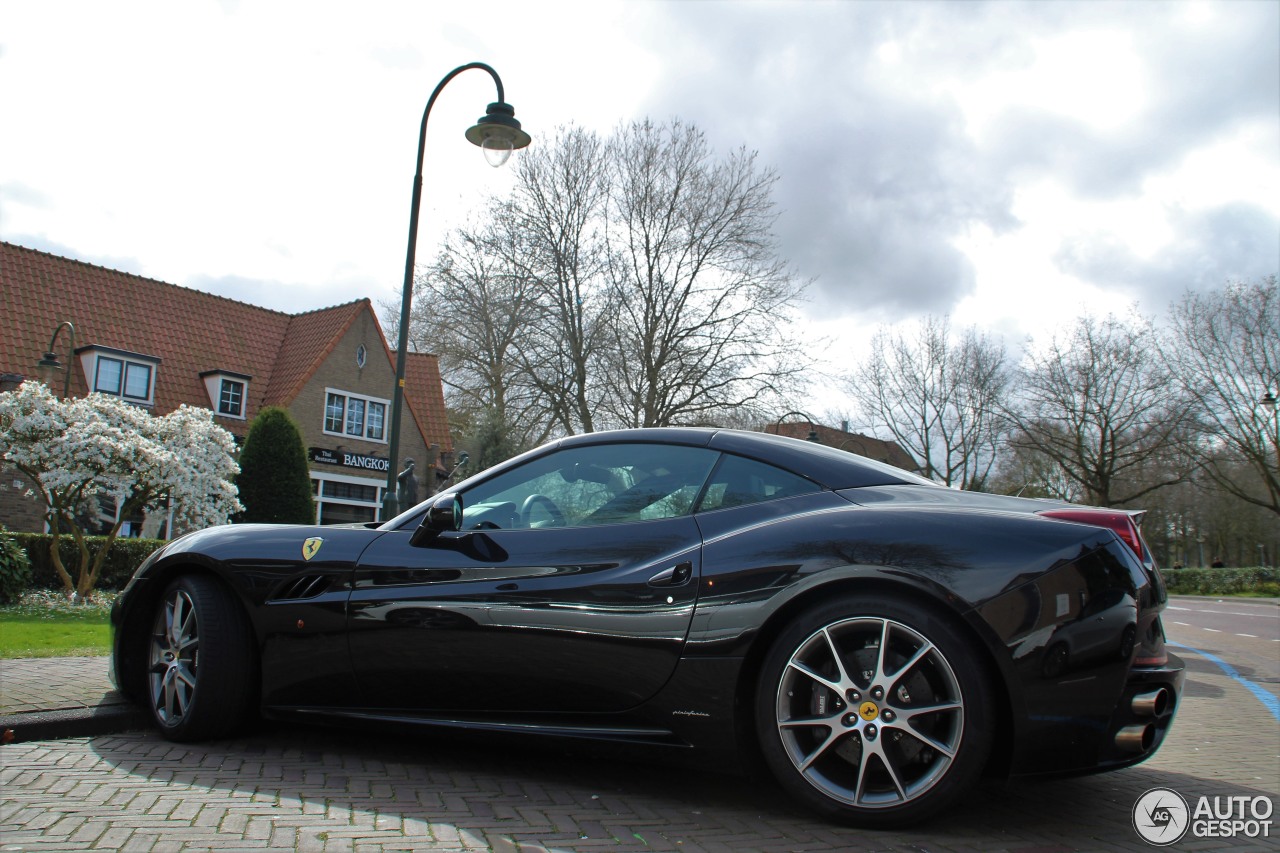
200;370;251;420
78;346;160;405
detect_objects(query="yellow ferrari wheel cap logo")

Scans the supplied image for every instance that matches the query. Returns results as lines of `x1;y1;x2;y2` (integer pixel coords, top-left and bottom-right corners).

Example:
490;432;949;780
302;538;324;561
859;701;879;721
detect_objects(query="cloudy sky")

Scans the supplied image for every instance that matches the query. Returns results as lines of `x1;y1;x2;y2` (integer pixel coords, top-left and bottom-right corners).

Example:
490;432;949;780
3;1;1277;374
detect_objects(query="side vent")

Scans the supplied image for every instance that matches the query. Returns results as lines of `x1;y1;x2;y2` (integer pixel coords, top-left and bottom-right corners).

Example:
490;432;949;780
270;574;333;602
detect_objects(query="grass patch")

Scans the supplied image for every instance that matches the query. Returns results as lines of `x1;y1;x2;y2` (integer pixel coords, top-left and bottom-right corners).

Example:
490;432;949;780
0;591;115;658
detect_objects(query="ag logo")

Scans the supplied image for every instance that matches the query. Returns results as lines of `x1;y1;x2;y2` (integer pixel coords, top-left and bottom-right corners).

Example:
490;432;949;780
859;701;879;721
301;537;324;561
1133;787;1189;845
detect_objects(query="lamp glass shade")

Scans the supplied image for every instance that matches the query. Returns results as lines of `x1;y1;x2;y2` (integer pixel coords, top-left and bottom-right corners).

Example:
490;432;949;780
482;135;514;167
36;352;62;388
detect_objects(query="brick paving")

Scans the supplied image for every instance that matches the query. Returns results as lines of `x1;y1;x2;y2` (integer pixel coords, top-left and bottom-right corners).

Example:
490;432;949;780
1;644;1277;851
0;657;123;715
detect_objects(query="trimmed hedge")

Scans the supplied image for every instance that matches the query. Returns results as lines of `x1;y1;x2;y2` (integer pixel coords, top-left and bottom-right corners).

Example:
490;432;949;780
7;532;165;592
1161;566;1280;597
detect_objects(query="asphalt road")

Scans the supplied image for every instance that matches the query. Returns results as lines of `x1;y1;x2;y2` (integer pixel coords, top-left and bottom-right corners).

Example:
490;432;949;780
1163;596;1280;702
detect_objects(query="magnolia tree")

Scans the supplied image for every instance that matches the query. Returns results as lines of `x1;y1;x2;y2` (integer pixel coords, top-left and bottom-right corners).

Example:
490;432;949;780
0;381;242;599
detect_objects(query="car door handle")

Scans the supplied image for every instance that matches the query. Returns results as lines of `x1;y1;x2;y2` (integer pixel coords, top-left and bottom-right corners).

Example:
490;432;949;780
649;561;693;587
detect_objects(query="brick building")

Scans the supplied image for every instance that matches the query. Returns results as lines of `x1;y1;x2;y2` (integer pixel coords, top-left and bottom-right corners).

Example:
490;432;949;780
0;242;452;534
767;420;921;473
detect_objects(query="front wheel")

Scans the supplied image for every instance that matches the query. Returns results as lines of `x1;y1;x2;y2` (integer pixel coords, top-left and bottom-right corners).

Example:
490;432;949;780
755;594;994;826
147;574;256;742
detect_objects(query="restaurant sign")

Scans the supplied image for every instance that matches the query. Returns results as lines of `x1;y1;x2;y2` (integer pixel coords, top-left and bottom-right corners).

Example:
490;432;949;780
309;447;390;472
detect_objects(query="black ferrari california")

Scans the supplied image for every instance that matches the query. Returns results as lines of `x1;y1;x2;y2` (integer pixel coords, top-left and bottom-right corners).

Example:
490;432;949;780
111;428;1184;825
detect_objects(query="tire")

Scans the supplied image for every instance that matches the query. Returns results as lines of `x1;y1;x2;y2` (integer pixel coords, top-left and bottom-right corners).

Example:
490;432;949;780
146;574;256;742
755;593;994;826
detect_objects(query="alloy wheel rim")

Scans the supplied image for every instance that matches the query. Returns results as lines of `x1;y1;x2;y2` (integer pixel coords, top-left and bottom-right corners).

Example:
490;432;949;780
148;588;199;725
775;616;964;809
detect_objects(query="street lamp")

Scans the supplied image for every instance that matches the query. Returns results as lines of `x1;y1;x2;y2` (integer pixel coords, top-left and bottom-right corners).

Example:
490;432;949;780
771;411;821;443
382;62;531;521
35;321;76;398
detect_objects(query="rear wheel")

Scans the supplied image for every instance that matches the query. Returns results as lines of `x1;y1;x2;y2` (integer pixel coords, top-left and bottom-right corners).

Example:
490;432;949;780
756;594;993;826
147;574;255;741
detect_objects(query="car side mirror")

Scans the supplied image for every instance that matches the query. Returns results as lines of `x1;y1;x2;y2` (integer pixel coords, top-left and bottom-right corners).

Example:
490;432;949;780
410;493;463;547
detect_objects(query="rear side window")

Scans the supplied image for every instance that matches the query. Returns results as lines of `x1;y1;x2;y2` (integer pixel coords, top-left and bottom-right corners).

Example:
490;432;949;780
696;454;820;512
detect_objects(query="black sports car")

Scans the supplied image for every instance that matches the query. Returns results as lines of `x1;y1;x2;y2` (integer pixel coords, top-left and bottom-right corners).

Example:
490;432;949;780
111;428;1184;825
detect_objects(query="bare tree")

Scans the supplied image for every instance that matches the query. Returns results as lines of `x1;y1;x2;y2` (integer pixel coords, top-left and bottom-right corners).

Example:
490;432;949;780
845;316;1010;489
987;440;1082;501
402;212;554;453
1162;277;1279;515
1006;312;1196;507
500;126;613;435
601;119;808;427
399;119;809;443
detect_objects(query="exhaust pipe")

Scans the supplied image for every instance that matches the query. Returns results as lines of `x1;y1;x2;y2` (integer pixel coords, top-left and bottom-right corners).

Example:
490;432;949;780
1131;688;1170;717
1115;723;1154;753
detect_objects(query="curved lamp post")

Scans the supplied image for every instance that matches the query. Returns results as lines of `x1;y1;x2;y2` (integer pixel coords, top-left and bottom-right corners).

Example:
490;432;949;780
35;321;76;398
770;411;821;443
382;63;531;521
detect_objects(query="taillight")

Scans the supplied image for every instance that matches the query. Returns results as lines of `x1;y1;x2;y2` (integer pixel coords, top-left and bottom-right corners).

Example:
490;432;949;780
1037;508;1147;562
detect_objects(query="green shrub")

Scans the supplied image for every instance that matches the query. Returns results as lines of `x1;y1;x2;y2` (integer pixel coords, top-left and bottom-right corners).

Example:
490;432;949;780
0;527;33;604
236;406;315;524
1161;566;1279;597
7;532;164;592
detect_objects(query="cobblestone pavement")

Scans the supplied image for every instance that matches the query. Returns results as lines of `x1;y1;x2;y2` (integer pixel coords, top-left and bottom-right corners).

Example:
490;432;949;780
1;641;1277;851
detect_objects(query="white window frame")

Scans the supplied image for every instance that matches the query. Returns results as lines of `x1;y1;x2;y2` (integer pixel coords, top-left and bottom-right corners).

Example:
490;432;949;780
322;387;389;444
219;379;245;417
310;469;385;524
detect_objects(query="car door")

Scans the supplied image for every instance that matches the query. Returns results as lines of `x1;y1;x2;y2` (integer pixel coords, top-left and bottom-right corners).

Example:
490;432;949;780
346;442;719;714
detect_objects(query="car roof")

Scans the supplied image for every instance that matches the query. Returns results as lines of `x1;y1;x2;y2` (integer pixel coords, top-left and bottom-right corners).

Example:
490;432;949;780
556;427;934;490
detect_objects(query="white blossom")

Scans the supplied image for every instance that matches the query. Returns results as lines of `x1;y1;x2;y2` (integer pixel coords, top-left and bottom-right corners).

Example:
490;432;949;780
0;381;243;595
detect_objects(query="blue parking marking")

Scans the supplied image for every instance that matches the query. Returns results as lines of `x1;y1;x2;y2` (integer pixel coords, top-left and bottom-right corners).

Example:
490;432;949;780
1169;641;1280;723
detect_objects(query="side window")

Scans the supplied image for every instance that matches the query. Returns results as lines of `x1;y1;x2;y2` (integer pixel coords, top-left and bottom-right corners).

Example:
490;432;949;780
461;443;718;530
696;453;820;512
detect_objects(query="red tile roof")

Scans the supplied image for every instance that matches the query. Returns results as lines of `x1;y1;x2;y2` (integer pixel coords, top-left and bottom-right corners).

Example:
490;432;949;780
768;421;921;473
0;241;449;452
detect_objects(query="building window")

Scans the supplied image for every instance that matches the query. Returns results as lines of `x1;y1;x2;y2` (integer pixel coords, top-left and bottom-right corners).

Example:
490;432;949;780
94;358;123;394
323;389;388;443
218;379;244;417
85;348;158;404
310;471;383;524
200;370;251;420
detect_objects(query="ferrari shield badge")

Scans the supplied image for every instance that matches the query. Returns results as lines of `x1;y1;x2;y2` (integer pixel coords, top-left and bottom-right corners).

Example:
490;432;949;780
302;537;324;561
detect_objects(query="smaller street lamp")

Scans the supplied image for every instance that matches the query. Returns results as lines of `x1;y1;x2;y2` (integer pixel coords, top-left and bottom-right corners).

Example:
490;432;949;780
771;411;821;442
35;321;76;398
